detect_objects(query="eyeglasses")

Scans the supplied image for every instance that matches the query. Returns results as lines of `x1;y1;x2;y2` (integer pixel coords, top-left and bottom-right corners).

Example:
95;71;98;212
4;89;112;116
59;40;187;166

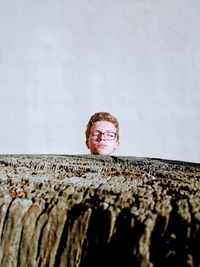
90;131;117;141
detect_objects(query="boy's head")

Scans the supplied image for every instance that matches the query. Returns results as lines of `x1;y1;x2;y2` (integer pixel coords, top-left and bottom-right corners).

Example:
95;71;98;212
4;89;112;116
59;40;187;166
85;112;120;155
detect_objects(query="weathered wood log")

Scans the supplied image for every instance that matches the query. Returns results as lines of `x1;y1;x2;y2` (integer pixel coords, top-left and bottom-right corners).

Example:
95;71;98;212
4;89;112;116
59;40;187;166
0;154;199;267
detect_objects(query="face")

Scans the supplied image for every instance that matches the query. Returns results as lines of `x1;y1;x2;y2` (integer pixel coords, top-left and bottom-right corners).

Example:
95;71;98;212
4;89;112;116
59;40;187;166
86;121;119;155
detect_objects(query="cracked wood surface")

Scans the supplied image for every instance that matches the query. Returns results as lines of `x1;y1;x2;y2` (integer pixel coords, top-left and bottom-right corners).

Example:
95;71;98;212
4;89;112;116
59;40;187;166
0;154;200;267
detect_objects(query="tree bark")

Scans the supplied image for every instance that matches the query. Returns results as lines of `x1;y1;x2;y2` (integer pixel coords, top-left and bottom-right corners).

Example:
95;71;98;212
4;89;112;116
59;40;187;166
0;154;200;267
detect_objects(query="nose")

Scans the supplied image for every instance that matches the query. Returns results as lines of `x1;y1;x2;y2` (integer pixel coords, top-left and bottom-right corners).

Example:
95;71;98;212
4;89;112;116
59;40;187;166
99;133;106;141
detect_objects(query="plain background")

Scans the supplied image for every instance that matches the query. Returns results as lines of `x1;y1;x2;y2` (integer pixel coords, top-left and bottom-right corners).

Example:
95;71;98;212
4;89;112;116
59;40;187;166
0;0;200;162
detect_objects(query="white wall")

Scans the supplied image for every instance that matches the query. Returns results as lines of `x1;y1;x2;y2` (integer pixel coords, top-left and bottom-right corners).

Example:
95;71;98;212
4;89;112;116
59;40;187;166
0;0;200;162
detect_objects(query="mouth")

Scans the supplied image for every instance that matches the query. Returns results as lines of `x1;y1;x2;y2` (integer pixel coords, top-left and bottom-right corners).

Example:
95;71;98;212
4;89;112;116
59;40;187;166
98;144;107;148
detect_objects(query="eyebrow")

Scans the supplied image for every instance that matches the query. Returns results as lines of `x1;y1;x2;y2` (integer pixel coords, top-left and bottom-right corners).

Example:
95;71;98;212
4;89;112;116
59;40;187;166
91;130;116;133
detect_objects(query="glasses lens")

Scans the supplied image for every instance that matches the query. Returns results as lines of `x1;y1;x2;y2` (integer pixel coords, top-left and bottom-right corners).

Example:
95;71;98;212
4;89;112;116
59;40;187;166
91;132;99;139
104;132;116;140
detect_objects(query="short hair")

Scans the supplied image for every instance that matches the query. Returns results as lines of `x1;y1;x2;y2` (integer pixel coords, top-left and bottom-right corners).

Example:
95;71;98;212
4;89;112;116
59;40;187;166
85;112;119;141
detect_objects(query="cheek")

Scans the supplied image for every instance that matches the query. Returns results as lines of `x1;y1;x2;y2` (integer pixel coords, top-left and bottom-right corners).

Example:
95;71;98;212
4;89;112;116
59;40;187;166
87;139;97;148
107;141;118;152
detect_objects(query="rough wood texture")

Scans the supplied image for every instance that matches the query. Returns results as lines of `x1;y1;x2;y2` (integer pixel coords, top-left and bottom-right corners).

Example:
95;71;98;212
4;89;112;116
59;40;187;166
0;154;200;267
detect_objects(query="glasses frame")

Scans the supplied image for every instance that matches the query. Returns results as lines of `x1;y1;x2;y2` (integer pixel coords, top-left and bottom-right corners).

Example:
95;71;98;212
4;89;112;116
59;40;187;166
89;131;117;141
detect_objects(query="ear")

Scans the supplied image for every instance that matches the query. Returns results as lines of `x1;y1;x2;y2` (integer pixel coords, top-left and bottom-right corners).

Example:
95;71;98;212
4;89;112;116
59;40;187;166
86;139;90;149
114;140;119;150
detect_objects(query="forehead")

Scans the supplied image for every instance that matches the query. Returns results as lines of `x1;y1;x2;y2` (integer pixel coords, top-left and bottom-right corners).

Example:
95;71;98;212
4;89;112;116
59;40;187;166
90;121;116;132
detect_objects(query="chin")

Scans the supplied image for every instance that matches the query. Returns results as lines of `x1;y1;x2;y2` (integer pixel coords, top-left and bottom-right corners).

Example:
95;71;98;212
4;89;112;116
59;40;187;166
96;149;112;155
